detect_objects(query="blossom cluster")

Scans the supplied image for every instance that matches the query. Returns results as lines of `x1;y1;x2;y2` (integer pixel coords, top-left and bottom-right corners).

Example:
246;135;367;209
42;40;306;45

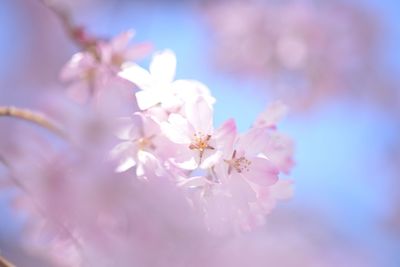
110;37;294;233
59;30;295;232
0;29;294;266
62;30;294;232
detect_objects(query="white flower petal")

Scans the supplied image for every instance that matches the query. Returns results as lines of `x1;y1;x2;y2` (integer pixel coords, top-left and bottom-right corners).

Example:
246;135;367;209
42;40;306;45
116;157;136;173
114;117;140;140
150;50;177;84
173;80;216;105
110;141;138;172
161;114;193;144
135;90;162;110
136;150;163;178
200;150;222;169
119;64;153;90
168;145;198;170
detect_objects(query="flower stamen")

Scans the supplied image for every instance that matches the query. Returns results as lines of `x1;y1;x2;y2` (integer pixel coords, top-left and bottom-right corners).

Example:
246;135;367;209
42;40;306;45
134;135;155;151
224;150;252;174
189;133;215;162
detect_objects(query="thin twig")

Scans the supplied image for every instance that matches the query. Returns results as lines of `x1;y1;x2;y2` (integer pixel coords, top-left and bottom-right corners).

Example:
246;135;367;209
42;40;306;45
0;106;65;138
0;154;9;168
0;255;15;267
38;0;97;49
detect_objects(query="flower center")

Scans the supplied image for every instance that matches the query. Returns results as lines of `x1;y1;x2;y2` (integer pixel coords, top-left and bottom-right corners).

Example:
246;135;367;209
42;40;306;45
83;68;96;82
136;136;155;151
224;150;252;174
111;53;125;67
189;132;215;162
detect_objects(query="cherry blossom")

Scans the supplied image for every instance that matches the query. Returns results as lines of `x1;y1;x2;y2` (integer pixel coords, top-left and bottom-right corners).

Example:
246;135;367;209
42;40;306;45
0;25;296;265
60;30;151;104
203;0;397;111
110;112;165;178
175;108;294;232
161;96;219;169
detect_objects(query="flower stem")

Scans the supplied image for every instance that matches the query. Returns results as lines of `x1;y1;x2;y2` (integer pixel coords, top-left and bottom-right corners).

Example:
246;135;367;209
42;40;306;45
0;106;65;138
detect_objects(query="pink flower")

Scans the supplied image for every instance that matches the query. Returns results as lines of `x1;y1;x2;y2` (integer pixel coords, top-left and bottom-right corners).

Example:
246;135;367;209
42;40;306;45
98;30;151;68
256;179;294;214
204;1;390;111
161;96;219;169
110;113;164;179
263;131;295;174
178;105;294;232
205;125;280;231
60;30;151;104
253;101;288;129
220;127;279;187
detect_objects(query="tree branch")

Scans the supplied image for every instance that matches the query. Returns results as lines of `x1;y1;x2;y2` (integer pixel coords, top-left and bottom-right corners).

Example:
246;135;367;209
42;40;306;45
38;0;97;49
0;255;15;267
0;106;65;138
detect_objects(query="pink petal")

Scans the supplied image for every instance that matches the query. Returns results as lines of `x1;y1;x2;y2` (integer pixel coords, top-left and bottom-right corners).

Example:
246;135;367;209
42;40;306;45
124;42;153;61
160;114;193;144
229;174;257;203
269;179;294;200
111;30;135;52
264;131;295;174
184;96;213;134
142;114;161;138
214;118;237;155
168;145;198;170
254;101;288;128
66;81;91;104
237;127;268;156
243;157;278;186
60;52;94;81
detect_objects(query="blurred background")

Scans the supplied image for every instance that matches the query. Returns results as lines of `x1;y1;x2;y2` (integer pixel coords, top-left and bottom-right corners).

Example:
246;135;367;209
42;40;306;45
0;0;399;266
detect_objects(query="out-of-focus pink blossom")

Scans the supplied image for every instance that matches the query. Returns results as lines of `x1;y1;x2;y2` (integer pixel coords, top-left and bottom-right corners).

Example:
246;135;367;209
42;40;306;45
1;25;297;265
60;30;151;104
203;0;398;111
99;45;295;234
254;101;288;128
110;112;165;178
